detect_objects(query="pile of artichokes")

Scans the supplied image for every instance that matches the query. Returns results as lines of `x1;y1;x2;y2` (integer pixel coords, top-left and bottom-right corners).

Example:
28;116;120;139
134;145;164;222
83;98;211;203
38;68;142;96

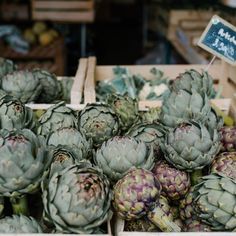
0;58;73;104
0;57;235;234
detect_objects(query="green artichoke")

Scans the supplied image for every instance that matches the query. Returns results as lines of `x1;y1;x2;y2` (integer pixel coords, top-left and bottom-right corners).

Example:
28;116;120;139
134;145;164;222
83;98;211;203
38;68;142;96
78;103;119;147
152;160;191;201
126;122;166;156
205;108;224;132
220;126;236;152
1;70;42;103
42;164;112;234
193;173;236;231
106;94;139;132
161;121;220;171
49;149;90;177
58;77;73;102
37;102;77;136
210;152;236;180
33;69;61;103
0;95;36;130
0;215;43;233
170;69;216;98
0;129;51;197
113;168;161;220
159;89;211;128
0;57;17;79
95;136;155;183
47;127;92;161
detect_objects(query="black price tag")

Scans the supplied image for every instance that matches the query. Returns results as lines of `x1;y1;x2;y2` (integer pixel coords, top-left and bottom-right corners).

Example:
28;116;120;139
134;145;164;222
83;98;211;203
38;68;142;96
198;15;236;65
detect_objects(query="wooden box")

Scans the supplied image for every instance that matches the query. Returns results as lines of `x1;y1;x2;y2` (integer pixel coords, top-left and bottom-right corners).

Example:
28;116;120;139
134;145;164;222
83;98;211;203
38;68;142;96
148;8;236;64
0;2;29;21
31;0;95;23
0;37;65;76
26;57;87;111
83;57;236;112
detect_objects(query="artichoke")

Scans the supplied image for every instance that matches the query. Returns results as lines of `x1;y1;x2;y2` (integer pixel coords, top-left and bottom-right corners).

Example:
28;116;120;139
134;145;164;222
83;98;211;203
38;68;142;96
0;129;51;197
0;215;43;233
1;70;42;103
58;77;73;102
126;122;166;157
179;187;195;221
47;127;92;161
49;149;90;176
152;160;191;201
170;69;216;98
106;93;139;132
161;121;221;171
0;95;36;130
37;102;77;136
159;89;211;128
0;57;16;79
78;103;119;147
113;168;181;231
95;136;155;183
42;164;112;234
205;108;224;132
220;126;236;152
193;173;236;231
113;168;161;220
33;69;61;103
210;152;236;179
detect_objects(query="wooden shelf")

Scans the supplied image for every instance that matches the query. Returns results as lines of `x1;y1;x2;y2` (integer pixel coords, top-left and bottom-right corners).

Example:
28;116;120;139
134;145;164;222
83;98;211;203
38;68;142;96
0;2;29;21
31;0;95;23
0;37;66;75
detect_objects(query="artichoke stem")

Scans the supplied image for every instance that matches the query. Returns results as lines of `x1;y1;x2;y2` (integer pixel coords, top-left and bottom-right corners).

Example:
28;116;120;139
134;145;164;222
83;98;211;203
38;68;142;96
191;169;203;186
147;206;181;232
10;196;29;216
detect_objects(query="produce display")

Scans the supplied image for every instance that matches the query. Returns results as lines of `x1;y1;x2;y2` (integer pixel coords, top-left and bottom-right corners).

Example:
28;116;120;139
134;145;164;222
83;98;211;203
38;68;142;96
24;22;59;47
0;57;235;234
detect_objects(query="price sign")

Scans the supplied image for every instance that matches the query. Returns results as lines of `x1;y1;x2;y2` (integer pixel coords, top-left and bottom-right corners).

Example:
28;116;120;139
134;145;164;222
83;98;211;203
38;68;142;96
198;15;236;65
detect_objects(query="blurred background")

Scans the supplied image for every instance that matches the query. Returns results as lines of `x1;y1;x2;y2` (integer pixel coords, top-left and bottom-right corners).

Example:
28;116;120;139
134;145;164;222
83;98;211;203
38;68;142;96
0;0;236;76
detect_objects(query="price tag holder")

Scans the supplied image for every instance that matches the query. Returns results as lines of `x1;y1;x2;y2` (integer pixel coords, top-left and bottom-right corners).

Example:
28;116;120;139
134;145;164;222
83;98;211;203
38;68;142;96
198;15;236;65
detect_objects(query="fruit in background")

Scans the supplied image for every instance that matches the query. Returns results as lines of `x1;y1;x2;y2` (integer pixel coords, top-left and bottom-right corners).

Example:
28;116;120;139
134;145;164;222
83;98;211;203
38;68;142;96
23;29;37;45
39;31;54;46
32;22;47;35
48;29;59;39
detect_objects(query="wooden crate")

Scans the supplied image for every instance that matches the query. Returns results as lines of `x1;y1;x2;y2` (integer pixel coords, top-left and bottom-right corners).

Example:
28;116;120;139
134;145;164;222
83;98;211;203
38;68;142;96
0;2;29;21
83;57;236;111
0;37;65;76
31;0;95;23
25;57;87;111
148;8;236;64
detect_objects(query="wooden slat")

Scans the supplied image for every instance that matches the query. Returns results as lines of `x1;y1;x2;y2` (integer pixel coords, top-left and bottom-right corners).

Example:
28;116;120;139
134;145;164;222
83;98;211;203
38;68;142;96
32;10;94;22
84;56;96;104
138;99;231;112
26;104;85;110
70;58;88;104
34;1;93;10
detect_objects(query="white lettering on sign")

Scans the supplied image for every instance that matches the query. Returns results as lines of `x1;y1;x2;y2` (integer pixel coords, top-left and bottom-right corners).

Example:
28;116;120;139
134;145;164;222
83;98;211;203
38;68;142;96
218;28;236;46
212;38;235;58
